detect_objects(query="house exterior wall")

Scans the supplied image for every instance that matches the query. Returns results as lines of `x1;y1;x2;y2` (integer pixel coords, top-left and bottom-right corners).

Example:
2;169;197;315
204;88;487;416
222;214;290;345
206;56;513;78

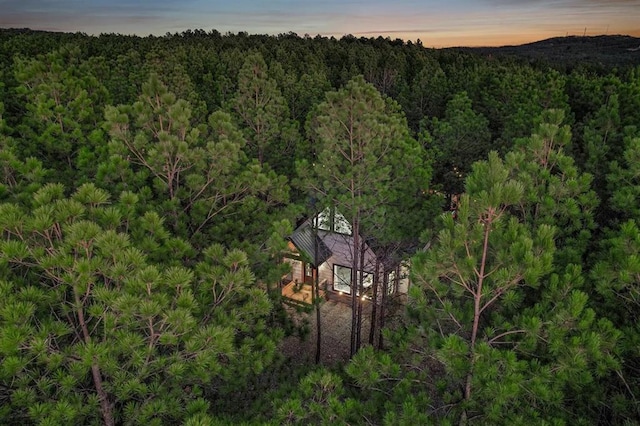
283;257;304;283
286;210;413;299
317;230;382;294
286;236;410;298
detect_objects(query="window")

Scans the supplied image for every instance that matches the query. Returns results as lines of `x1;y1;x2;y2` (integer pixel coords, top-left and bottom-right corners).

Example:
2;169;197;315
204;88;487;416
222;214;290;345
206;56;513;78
333;265;373;295
317;207;352;235
304;262;313;283
387;270;397;295
334;265;352;294
333;210;352;234
361;272;373;291
317;208;332;232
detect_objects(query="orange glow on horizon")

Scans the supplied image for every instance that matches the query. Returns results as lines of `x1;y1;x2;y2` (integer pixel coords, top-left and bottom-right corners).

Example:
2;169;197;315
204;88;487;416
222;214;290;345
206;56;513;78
1;1;638;49
331;27;640;48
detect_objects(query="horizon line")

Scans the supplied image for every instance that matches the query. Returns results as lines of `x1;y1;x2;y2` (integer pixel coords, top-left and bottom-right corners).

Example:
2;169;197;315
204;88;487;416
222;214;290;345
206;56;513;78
1;25;639;49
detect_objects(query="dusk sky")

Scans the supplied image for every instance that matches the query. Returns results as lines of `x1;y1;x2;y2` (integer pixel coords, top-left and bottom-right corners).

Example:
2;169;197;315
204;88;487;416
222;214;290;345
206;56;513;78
1;0;639;47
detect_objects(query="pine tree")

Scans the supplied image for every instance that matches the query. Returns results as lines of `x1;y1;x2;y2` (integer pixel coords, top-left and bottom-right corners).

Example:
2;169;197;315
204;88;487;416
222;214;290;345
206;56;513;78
0;101;47;204
231;52;300;173
590;136;640;422
103;74;288;245
13;45;110;185
422;91;492;196
505;109;598;268
300;75;423;356
406;147;618;423
411;152;556;421
607;135;640;224
0;184;281;425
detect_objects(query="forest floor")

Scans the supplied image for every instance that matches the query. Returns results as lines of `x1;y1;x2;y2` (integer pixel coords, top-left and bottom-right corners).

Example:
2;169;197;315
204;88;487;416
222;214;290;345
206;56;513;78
279;295;373;366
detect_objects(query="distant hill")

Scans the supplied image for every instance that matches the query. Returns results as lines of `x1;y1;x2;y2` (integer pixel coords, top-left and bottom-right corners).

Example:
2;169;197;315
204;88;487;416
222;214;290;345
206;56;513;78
454;35;640;69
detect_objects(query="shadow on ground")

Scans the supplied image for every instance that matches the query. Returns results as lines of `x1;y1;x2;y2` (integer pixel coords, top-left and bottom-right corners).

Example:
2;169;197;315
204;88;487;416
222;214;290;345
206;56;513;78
279;297;373;366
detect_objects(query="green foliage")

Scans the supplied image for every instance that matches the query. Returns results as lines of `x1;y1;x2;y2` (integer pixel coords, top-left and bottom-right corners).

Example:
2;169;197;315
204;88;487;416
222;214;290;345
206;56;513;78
103;74;289;247
398;57;449;132
230;51;302;173
592;220;640;422
506;109;598;268
13;45;110;185
273;369;364;425
0;185;281;425
607;135;640;224
270;60;331;124
1;28;639;425
300;75;435;354
344;346;432;425
474;65;569;146
0;103;47;204
142;45;207;120
406;143;616;423
302;75;432;241
422;91;491;195
409;152;557;422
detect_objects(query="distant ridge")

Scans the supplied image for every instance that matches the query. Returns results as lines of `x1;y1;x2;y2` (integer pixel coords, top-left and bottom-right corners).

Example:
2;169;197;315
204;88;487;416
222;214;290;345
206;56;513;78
455;35;640;68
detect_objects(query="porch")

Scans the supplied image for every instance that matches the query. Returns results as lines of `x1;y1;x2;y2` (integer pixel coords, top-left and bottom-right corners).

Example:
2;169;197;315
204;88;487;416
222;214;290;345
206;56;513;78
281;280;325;305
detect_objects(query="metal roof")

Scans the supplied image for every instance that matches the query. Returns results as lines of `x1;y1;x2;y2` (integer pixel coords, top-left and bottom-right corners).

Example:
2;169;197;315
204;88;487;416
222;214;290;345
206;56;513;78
289;224;332;267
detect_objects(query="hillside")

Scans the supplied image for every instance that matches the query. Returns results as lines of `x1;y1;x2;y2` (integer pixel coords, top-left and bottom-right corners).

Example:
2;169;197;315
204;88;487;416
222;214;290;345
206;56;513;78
457;35;640;68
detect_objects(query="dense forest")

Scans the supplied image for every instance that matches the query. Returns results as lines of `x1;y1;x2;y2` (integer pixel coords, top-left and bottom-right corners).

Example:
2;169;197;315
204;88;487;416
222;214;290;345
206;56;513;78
1;28;640;425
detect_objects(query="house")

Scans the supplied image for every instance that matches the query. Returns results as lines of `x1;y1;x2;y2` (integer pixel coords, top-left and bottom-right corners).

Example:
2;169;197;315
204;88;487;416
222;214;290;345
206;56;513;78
281;207;410;304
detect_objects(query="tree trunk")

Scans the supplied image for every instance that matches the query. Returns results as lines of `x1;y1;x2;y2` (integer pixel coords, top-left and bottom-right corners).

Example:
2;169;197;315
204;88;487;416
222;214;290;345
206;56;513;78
369;258;381;346
356;296;363;350
355;238;366;351
378;266;391;350
74;286;114;426
314;213;322;364
463;217;492;418
91;364;114;426
314;268;322;364
350;217;360;357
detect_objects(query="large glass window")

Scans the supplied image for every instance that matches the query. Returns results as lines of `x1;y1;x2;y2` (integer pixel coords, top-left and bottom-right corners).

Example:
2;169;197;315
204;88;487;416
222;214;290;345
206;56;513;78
334;265;352;294
333;210;352;235
333;265;373;295
317;208;332;232
317;207;352;235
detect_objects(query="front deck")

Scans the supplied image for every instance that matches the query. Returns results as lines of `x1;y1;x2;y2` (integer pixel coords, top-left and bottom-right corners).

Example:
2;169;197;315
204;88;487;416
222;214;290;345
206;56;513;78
281;280;325;305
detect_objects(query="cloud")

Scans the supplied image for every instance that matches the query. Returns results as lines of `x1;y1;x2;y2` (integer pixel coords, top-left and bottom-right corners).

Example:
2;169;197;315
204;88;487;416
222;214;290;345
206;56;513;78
349;28;442;36
483;0;639;10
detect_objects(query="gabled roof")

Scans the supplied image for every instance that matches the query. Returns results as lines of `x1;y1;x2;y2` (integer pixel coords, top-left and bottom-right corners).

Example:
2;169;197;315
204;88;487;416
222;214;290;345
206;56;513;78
289;224;332;267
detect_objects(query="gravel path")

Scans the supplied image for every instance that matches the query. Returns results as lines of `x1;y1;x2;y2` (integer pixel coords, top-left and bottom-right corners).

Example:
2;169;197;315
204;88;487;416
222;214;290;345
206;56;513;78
280;296;373;366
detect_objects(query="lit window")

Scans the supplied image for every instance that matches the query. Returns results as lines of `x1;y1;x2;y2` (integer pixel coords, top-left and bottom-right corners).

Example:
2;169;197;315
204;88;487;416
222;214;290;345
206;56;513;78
333;265;373;295
316;207;352;235
333;265;352;294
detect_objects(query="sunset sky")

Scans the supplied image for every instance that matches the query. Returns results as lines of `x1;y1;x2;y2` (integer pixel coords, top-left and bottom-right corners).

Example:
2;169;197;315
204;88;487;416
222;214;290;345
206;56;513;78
1;0;638;47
